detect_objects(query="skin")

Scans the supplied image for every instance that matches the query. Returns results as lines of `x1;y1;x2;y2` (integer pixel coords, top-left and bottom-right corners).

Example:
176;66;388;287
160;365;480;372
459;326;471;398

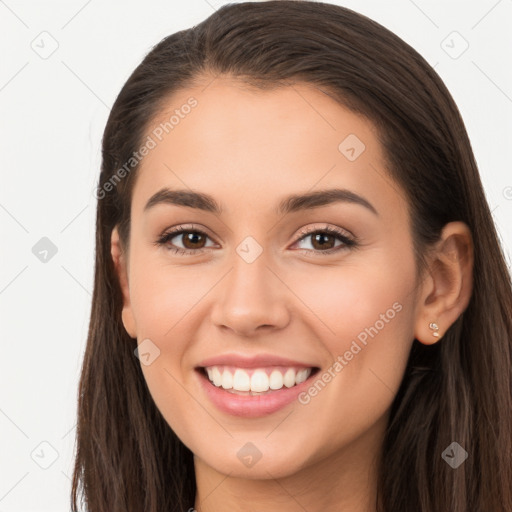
111;76;474;512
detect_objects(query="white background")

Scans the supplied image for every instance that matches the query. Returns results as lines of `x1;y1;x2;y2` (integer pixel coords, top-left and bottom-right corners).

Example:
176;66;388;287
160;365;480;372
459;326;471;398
0;0;511;510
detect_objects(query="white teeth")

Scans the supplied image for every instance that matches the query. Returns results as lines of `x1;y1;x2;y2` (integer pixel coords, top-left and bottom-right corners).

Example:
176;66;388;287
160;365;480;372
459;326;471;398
250;370;270;392
295;368;309;384
221;370;233;389
232;369;251;391
269;370;283;390
283;368;296;388
212;367;222;387
204;366;313;392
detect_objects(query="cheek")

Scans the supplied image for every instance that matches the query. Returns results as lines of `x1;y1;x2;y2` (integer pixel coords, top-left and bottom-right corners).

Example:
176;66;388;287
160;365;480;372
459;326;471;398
296;258;414;342
290;252;417;396
128;258;204;439
127;249;201;402
129;248;207;340
286;265;416;455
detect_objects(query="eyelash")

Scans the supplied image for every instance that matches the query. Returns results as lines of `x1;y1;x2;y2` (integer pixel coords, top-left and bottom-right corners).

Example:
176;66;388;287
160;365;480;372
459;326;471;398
154;223;358;256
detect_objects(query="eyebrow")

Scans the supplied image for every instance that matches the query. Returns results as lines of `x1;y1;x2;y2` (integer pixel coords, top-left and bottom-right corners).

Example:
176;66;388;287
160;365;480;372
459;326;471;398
143;187;378;216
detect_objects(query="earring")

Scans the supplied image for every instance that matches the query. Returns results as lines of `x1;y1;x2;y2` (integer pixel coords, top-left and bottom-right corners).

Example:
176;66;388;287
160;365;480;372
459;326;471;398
429;322;440;338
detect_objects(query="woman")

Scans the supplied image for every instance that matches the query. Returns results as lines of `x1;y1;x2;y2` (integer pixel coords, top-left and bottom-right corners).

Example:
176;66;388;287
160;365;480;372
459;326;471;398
71;1;512;511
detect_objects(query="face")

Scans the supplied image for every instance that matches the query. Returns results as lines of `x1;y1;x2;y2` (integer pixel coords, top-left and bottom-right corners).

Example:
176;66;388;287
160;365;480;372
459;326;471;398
114;77;424;479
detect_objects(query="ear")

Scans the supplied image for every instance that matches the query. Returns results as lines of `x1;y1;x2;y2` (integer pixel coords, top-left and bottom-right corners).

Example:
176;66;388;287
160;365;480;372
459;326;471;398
414;221;474;345
111;226;137;339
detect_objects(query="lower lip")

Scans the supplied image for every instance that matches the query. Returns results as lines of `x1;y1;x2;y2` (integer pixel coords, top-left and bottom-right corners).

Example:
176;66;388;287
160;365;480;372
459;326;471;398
196;368;317;418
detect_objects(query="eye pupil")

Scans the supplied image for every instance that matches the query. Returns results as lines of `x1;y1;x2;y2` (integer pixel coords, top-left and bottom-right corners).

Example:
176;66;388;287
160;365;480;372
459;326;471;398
183;232;205;249
312;233;334;250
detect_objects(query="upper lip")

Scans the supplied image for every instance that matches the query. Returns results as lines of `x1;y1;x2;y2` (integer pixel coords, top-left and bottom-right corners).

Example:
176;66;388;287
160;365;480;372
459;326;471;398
196;353;319;369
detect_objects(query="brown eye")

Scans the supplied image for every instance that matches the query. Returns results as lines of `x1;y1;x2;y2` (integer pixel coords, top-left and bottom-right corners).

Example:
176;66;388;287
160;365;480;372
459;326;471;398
180;231;207;250
293;226;357;255
155;225;216;255
310;232;337;250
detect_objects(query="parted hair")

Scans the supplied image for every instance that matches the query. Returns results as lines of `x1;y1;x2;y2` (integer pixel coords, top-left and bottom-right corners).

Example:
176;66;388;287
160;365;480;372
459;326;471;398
72;2;512;511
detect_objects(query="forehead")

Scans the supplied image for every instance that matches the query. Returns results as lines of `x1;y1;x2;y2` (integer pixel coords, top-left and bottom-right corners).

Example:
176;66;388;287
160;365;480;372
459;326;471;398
131;77;408;221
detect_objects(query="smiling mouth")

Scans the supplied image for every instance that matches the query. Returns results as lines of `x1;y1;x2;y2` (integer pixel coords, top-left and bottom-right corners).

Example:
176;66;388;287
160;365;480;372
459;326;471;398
197;365;321;395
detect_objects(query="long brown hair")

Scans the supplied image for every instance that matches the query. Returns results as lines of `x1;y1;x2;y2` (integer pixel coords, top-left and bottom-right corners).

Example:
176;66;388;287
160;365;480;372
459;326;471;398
71;2;512;510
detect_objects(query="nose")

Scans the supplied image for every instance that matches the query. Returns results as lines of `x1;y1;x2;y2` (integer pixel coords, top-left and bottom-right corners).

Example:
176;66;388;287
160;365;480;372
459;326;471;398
210;251;291;338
